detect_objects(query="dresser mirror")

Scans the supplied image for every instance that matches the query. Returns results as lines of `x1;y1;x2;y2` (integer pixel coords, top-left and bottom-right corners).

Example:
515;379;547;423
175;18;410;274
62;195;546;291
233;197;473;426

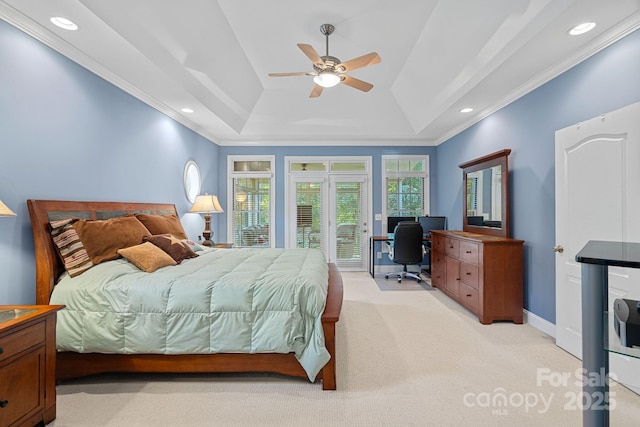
459;149;511;238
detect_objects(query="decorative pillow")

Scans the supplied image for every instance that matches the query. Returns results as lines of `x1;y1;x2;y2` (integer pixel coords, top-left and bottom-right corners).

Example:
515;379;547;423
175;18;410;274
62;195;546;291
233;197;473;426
135;213;188;240
182;239;205;252
49;218;94;277
144;234;198;263
73;215;151;265
117;242;177;272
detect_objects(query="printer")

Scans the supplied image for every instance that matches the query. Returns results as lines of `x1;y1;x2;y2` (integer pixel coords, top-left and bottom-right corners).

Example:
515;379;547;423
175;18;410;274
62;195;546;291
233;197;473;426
613;298;640;348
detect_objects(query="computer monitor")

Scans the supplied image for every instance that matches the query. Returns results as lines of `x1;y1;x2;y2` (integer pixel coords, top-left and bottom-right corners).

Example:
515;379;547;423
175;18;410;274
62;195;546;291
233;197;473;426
417;216;447;237
467;216;484;226
387;216;415;234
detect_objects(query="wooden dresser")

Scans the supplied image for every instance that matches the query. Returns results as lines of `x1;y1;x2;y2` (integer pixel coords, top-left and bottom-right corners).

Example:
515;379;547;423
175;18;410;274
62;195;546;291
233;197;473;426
430;230;523;324
0;305;63;427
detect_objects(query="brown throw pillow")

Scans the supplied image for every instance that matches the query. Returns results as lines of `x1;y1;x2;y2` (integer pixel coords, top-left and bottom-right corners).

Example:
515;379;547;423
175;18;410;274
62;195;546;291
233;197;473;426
135;213;188;240
143;234;198;264
49;218;94;277
118;242;177;272
73;215;151;265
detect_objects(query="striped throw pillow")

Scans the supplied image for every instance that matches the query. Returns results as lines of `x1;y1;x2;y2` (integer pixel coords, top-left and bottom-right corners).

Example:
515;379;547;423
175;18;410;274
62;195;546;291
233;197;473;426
50;218;94;277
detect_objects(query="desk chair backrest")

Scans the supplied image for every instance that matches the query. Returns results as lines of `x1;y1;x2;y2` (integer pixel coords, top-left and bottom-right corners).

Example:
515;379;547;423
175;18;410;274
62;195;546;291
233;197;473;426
336;223;357;239
391;222;424;265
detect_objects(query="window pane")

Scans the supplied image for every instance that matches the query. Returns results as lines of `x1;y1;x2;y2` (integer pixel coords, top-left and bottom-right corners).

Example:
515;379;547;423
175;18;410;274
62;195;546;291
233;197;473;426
233;177;270;247
383;156;429;232
330;162;366;172
234;161;271;172
335;182;362;260
296;182;323;249
290;162;327;172
386;176;424;217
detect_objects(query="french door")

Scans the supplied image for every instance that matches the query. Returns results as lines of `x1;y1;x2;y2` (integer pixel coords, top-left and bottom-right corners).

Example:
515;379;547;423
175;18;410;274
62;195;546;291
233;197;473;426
286;158;370;271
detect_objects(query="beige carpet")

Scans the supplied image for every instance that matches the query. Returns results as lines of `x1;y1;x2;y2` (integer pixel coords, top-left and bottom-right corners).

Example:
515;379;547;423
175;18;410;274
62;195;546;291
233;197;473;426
51;272;640;426
373;273;434;291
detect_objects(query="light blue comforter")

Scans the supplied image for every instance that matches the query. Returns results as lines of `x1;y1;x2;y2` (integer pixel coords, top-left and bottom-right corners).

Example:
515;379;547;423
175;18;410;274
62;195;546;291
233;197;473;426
50;247;330;381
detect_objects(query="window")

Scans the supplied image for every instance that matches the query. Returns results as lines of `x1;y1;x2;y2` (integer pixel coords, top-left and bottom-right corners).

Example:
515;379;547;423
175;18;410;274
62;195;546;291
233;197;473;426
228;156;275;247
466;173;480;216
382;155;429;233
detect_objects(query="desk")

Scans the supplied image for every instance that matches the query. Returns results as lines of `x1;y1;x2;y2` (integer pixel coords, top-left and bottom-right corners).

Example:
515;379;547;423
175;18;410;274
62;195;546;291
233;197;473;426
575;240;640;427
369;236;430;278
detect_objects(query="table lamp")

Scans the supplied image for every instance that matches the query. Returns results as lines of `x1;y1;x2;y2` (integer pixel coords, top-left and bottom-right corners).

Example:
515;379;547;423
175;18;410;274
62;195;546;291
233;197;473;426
0;200;16;217
188;194;224;246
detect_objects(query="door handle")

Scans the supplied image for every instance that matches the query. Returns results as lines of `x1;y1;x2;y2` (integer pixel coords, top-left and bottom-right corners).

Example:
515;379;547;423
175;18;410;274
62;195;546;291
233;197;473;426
553;245;564;253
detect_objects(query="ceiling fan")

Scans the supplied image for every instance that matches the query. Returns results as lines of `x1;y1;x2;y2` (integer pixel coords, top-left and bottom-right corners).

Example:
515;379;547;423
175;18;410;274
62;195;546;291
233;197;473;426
268;24;381;98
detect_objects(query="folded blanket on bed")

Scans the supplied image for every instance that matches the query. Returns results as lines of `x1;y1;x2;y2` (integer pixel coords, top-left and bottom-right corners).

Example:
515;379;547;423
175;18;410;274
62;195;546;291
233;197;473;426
50;247;330;381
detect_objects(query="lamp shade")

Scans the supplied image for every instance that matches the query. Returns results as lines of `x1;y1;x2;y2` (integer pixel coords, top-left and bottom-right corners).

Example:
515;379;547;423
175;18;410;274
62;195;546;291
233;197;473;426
0;200;16;217
188;194;224;214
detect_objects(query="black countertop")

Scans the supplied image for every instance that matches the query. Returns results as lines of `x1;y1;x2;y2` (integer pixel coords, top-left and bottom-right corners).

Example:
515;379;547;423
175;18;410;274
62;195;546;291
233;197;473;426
575;240;640;268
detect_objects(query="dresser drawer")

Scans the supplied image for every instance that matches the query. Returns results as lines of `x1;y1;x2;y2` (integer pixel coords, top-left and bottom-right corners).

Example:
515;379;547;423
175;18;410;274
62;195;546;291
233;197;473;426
0;322;45;364
445;256;460;297
459;241;479;265
459;282;479;314
459;262;479;288
445;238;460;258
431;234;445;253
430;252;445;287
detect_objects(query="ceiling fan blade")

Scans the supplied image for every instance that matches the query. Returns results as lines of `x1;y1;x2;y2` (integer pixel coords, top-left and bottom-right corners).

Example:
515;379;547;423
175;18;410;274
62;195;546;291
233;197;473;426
337;52;381;72
310;84;324;98
298;44;324;67
340;75;374;92
268;72;314;77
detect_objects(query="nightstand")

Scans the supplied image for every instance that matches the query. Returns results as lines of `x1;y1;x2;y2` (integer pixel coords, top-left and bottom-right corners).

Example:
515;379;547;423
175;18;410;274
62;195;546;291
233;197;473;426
213;243;233;248
0;305;64;426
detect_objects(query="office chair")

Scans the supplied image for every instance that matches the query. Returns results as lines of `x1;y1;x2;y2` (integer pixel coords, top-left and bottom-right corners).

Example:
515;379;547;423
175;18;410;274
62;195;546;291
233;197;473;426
336;223;357;258
384;221;425;282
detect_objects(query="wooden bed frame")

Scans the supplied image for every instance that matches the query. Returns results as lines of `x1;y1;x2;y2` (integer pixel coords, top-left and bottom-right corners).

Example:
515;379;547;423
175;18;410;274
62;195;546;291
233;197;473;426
27;199;343;390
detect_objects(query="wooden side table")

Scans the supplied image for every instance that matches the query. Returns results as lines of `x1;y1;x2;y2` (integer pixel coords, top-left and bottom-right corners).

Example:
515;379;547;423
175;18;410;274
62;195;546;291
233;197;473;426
212;243;233;248
0;305;64;426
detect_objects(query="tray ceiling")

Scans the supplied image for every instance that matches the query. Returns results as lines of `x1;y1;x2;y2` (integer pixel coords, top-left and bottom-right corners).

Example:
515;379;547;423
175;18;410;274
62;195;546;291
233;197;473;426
1;0;639;146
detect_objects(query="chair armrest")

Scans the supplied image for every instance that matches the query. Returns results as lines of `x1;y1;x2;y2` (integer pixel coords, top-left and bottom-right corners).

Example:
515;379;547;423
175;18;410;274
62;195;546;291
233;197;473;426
384;241;394;260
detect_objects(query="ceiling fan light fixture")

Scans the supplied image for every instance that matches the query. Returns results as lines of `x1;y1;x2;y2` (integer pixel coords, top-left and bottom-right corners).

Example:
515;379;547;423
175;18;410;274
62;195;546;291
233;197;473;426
313;72;340;88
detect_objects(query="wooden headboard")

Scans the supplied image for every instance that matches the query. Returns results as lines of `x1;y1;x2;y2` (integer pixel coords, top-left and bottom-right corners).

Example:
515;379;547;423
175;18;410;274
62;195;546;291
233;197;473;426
27;199;179;305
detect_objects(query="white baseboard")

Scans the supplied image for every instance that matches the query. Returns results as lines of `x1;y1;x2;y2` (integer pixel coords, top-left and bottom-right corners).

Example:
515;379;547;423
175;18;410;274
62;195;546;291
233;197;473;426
524;309;556;338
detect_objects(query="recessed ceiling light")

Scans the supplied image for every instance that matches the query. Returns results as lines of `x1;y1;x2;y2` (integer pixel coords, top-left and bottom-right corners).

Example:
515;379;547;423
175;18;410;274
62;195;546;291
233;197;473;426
181;108;194;113
50;17;78;31
460;107;474;113
568;22;596;36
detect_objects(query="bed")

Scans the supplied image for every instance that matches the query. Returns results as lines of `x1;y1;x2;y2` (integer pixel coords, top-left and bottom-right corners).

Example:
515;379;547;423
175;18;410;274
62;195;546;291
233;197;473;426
27;199;343;390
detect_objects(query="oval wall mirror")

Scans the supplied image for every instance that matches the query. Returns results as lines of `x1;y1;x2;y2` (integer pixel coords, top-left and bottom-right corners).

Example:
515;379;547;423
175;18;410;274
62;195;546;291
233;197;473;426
183;161;201;203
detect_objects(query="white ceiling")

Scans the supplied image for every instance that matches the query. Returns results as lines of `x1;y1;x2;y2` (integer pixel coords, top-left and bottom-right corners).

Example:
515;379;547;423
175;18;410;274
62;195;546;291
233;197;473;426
2;0;640;146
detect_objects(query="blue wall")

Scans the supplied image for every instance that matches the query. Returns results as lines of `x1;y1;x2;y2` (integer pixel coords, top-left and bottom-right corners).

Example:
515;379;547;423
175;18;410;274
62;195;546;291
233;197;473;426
3;13;640;327
0;20;219;304
435;28;640;323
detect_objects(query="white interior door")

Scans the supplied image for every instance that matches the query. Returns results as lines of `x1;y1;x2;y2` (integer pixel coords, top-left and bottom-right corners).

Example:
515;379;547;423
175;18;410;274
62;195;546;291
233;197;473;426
555;101;640;392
